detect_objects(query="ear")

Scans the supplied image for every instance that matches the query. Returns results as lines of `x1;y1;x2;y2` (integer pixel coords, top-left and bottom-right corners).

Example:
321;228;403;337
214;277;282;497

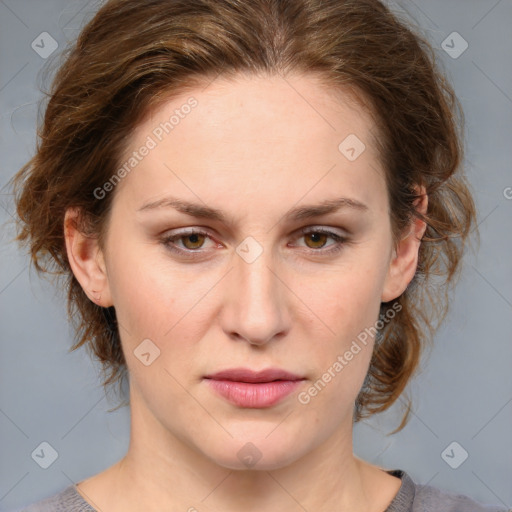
381;187;428;303
64;207;113;307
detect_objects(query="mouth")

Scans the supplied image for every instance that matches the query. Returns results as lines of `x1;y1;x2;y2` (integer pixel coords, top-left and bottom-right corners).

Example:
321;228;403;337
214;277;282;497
203;368;306;408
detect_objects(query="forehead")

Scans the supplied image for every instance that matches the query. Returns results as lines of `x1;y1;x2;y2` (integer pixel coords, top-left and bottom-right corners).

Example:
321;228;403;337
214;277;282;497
114;73;386;214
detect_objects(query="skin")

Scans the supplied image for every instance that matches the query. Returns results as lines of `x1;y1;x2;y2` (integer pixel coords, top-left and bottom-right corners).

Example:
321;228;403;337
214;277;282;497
65;73;427;512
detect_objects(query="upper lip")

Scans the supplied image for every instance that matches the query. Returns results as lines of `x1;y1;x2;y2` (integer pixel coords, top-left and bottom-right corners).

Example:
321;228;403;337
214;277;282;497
204;368;304;383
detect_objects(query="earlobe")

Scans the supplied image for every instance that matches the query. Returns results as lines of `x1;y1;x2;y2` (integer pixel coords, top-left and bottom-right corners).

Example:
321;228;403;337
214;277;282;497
64;208;113;307
381;189;428;303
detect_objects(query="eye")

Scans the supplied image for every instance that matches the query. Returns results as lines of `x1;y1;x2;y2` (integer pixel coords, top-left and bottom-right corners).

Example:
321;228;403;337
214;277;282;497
161;229;214;255
175;232;207;250
293;227;347;254
160;226;348;259
303;231;332;249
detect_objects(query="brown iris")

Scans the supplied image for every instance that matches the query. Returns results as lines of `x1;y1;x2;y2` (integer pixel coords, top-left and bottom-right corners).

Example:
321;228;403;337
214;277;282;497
181;233;206;250
179;231;330;251
304;232;328;249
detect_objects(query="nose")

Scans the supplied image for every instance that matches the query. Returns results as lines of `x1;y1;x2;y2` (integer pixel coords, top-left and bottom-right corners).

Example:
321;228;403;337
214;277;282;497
221;244;289;346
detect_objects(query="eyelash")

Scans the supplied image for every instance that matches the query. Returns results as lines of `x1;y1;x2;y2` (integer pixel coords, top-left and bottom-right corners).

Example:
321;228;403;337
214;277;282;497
160;227;348;259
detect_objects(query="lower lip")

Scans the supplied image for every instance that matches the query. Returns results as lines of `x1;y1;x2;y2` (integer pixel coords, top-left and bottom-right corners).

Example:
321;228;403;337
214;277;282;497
205;379;303;408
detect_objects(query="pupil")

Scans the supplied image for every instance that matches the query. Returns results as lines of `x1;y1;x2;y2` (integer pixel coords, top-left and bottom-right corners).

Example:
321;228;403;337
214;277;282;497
308;232;326;248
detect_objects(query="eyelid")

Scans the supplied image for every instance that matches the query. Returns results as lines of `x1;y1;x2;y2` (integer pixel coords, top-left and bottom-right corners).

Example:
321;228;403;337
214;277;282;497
291;226;348;251
295;225;349;238
161;227;220;250
160;225;349;258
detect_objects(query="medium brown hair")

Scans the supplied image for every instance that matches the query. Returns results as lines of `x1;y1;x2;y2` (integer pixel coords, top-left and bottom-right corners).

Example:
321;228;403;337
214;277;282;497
12;0;476;431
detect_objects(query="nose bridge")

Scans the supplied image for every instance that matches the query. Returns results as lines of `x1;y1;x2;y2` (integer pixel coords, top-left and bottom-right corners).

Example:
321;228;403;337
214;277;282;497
225;236;287;345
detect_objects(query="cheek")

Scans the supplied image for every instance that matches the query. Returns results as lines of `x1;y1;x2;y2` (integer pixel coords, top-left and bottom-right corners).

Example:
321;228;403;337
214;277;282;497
105;244;222;377
109;266;177;338
296;261;386;338
106;237;205;337
296;277;379;416
293;257;386;392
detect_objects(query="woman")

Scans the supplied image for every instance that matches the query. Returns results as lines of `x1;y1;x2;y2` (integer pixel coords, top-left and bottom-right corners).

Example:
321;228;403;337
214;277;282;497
11;0;508;510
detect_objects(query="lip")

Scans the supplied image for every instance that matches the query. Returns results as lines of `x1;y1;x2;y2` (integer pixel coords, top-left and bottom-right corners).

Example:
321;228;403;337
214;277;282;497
205;368;304;383
204;368;305;408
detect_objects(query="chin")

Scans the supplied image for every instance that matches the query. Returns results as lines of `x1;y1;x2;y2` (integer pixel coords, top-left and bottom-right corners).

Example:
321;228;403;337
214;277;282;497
199;427;312;471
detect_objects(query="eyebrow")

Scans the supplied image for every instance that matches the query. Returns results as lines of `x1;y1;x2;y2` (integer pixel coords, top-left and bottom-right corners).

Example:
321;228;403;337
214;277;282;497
137;196;369;224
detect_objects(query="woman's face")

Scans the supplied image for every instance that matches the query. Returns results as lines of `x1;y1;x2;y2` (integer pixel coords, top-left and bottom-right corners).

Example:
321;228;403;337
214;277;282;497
73;74;419;470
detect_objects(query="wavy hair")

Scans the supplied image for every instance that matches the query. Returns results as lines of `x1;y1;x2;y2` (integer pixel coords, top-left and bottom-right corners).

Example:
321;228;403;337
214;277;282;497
11;0;476;431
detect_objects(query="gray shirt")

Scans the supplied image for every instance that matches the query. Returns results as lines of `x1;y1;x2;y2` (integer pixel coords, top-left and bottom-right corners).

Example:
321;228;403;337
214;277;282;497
16;469;510;511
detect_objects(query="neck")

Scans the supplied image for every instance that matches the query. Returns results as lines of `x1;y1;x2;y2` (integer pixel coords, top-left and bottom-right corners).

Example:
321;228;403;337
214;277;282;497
117;432;369;511
78;386;395;512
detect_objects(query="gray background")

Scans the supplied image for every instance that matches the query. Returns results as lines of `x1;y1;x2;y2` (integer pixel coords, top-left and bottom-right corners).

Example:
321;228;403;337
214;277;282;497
1;0;511;510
